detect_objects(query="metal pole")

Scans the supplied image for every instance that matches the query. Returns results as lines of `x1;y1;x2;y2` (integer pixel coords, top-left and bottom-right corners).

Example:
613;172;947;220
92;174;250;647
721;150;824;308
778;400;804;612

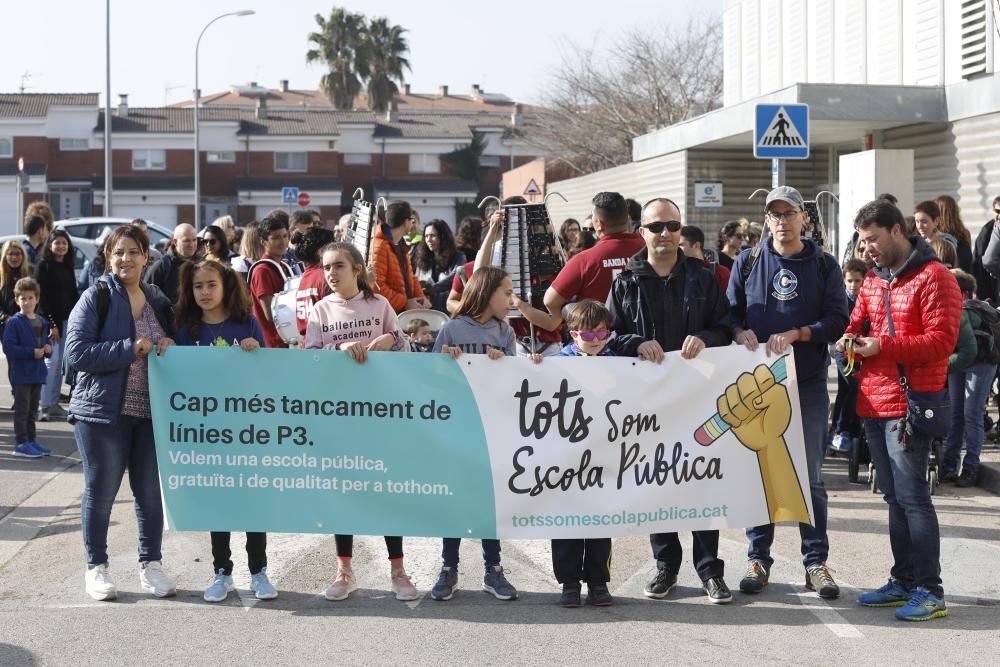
104;0;112;216
194;10;255;230
15;173;23;229
771;158;785;188
193;41;201;229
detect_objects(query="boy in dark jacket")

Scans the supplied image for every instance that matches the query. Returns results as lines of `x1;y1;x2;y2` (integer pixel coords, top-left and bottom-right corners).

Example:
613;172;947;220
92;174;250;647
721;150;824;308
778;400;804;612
606;197;734;605
2;278;52;458
552;300;615;608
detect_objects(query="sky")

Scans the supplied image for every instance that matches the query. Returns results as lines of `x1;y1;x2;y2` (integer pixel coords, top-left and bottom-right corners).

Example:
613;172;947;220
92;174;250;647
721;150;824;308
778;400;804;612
3;0;722;107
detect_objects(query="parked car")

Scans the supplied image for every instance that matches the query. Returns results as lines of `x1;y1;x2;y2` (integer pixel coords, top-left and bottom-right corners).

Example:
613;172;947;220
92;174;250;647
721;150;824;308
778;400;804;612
55;217;172;250
0;234;98;285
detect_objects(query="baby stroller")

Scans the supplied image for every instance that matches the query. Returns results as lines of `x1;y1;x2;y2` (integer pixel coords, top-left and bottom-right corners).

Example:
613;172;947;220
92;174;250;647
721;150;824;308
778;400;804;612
864;429;944;496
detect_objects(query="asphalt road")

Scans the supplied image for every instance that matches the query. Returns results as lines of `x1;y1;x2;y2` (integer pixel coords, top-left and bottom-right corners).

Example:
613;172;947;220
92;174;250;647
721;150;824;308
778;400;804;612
0;387;998;665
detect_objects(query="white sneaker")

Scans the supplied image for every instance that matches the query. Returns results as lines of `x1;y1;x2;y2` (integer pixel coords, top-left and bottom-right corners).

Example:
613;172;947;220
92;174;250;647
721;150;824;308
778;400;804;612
391;570;419;601
85;564;117;601
139;561;177;598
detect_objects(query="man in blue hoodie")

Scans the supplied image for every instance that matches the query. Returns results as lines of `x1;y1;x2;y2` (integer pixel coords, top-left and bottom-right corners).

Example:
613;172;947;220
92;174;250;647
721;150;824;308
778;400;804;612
727;186;849;599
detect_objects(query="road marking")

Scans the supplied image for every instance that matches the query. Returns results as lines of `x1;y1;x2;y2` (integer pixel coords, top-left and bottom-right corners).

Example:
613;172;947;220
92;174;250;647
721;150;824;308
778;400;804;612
792;586;865;638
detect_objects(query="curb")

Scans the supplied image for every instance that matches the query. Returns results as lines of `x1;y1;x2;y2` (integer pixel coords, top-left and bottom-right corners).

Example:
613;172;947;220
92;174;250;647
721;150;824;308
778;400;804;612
978;461;1000;496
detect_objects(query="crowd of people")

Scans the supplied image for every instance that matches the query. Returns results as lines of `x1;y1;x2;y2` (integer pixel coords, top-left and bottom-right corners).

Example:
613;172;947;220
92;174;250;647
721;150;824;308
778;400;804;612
4;186;999;623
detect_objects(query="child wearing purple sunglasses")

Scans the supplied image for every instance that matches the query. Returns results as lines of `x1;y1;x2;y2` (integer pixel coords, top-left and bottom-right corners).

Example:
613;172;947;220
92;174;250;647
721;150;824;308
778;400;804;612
550;300;615;607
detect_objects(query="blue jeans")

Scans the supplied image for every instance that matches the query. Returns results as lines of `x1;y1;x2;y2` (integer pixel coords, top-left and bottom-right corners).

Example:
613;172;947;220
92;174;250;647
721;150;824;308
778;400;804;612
41;324;65;408
944;363;997;475
863;417;943;598
75;416;163;566
441;538;501;569
746;376;829;567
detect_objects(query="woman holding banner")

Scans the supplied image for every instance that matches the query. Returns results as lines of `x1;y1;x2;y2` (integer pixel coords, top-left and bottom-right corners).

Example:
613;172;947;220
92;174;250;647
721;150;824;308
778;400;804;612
64;225;177;602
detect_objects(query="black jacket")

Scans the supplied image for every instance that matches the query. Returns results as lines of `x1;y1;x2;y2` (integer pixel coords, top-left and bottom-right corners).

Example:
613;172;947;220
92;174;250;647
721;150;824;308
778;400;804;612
606;248;732;356
143;251;187;304
34;258;78;335
972;221;998;303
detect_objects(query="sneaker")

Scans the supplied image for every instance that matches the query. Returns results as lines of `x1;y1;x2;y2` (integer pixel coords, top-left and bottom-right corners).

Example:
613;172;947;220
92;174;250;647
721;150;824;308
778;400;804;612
560;582;582;608
250;567;278;600
858;577;910;607
430;567;458;601
956;469;978;488
13;442;43;458
895;586;949;621
85;564;117;601
483;565;518;600
29;441;51;456
805;562;840;599
940;469;958;484
830;432;852;453
324;569;357;601
139;561;177;598
739;560;770;594
703;576;733;604
391;570;419;601
203;569;234;603
36;408;50;422
586;583;614;606
643;567;678;599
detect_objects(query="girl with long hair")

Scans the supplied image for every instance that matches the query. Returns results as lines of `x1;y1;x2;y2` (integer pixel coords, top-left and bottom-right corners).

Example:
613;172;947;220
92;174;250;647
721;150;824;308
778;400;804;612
304;242;416;603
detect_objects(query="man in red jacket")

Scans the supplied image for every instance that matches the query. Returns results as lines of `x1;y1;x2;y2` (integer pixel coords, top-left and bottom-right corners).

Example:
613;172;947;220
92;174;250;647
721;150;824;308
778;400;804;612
840;199;961;622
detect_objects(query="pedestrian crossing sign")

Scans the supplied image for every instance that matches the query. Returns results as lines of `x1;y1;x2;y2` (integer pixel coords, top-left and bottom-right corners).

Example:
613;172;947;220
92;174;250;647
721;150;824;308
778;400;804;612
754;103;809;159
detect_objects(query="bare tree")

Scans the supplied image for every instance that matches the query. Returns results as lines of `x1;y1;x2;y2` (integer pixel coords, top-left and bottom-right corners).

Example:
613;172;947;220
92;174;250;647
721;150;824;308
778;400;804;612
524;19;723;176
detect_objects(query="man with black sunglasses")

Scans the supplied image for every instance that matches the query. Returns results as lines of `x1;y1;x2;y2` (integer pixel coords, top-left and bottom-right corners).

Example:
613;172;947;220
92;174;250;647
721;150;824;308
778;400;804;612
606;197;734;605
143;222;198;304
727;186;849;601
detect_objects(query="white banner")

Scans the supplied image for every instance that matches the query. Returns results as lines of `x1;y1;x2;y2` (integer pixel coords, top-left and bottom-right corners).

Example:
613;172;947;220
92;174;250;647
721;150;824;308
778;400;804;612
466;346;813;539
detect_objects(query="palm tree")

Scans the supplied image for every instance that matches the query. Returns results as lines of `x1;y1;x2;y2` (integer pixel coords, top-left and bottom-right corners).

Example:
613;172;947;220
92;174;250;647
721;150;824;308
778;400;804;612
305;8;369;109
363;17;410;112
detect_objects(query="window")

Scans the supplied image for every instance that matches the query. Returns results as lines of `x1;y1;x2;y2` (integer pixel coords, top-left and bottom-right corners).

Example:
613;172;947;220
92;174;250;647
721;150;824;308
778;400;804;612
409;153;440;174
343;153;371;165
480;155;501;168
275;152;307;172
0;137;11;158
132;148;166;170
59;138;89;151
206;151;236;163
960;0;992;78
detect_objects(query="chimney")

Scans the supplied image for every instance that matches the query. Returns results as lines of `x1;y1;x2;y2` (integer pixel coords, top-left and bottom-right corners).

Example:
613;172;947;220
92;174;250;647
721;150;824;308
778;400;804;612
255;97;268;120
279;79;289;92
403;83;411;95
117;93;128;118
510;102;523;127
438;84;449;97
471;83;482;98
385;99;398;122
248;81;258;88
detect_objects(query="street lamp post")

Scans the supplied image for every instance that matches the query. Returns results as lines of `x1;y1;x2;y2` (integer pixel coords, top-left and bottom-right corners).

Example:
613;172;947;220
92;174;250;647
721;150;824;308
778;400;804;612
194;9;254;229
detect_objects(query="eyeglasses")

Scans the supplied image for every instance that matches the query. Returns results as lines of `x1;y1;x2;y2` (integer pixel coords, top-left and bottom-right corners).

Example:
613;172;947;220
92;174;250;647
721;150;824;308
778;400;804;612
994;209;1000;216
766;210;802;222
641;220;682;234
570;328;610;342
200;238;220;246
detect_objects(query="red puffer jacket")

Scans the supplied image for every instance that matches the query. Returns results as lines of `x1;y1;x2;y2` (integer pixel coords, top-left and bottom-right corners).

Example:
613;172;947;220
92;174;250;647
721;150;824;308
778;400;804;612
845;237;962;418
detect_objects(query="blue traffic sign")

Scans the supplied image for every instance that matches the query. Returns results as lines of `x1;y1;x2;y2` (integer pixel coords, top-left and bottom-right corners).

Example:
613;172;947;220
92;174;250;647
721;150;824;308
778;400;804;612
754;104;809;159
281;186;300;205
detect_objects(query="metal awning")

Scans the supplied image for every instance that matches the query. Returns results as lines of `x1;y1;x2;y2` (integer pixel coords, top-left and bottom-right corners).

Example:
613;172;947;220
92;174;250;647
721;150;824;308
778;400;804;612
633;83;947;160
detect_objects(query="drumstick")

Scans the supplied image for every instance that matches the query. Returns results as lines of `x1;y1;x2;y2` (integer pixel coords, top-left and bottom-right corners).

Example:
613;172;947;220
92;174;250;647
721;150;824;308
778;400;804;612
692;356;788;446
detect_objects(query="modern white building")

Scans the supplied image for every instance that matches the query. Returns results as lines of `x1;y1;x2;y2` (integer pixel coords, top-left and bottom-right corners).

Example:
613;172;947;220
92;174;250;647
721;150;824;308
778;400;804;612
545;0;1000;253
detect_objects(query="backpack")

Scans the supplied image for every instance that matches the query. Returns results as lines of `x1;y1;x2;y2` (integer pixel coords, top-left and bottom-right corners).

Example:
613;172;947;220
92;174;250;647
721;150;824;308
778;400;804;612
248;258;301;345
740;245;832;283
964;299;1000;365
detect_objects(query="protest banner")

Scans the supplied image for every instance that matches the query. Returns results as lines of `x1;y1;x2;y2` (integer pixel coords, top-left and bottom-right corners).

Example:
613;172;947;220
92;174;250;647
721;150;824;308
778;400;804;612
149;346;812;539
